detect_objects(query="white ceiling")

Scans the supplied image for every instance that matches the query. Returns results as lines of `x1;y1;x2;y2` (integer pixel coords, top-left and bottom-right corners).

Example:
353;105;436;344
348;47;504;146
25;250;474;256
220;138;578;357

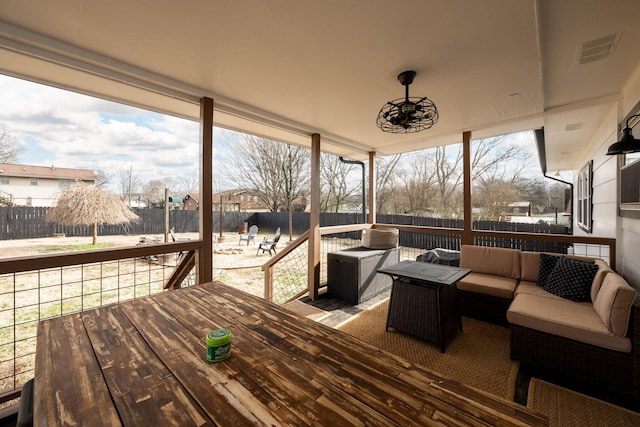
1;0;639;172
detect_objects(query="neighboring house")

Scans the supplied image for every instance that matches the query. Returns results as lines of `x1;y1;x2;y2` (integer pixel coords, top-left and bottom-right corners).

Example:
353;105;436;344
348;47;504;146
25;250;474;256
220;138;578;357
500;201;532;219
213;190;269;212
183;194;199;211
168;196;184;210
0;163;97;207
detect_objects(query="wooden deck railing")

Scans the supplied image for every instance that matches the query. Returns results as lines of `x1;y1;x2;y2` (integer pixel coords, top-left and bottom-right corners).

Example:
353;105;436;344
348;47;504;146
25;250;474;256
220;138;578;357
0;239;205;405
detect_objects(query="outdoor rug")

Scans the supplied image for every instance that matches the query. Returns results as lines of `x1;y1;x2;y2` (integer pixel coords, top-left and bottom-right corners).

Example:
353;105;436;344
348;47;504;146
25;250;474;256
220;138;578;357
336;299;518;400
528;378;640;427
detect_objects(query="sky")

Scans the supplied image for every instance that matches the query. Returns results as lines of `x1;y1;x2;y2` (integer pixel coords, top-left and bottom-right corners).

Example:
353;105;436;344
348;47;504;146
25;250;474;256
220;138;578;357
0;73;551;196
0;74;215;193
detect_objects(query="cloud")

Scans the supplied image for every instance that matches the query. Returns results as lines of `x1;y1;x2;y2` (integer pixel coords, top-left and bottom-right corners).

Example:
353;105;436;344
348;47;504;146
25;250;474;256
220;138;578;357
0;74;209;191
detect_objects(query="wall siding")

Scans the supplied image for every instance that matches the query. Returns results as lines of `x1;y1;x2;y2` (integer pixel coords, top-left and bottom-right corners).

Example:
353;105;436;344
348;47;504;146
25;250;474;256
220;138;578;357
575;67;640;289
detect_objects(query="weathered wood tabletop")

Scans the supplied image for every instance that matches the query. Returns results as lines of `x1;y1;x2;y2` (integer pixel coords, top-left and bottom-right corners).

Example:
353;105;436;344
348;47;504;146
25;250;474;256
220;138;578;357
34;281;547;426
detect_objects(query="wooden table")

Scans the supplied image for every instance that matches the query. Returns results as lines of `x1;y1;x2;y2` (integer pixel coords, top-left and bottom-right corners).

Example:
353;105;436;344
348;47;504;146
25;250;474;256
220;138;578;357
379;261;471;353
34;282;546;426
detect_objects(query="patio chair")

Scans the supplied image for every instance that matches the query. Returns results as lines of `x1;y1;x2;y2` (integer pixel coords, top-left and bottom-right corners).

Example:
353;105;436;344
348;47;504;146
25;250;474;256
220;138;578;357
257;228;281;256
239;225;259;245
170;227;191;265
170;227;190;242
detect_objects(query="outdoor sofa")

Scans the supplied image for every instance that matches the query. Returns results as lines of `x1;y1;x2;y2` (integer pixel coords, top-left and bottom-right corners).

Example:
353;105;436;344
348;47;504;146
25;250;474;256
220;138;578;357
456;244;640;402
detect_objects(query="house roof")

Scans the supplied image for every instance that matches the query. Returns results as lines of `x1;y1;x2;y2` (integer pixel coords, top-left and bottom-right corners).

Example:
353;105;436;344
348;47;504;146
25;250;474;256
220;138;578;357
0;163;97;181
1;1;639;171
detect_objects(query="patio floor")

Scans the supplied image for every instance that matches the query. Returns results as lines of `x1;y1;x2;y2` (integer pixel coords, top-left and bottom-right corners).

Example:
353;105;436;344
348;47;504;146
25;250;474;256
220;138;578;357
291;286;640;425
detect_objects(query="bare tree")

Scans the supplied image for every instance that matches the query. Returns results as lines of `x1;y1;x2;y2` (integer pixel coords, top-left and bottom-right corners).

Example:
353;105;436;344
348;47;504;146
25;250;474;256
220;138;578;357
0;123;24;163
396;152;438;215
93;169;113;188
416;136;531;218
176;173;199;195
319;153;358;212
223;135;310;215
143;179;172;206
281;144;311;240
117;167;142;207
474;178;519;220
430;145;463;217
375;154;402;214
45;182;139;244
517;177;549;214
547;181;570;213
224;135;282;211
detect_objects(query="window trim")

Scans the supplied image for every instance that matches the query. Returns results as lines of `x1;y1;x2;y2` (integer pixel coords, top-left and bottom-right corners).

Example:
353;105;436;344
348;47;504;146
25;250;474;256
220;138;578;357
577;160;593;233
619;102;640;219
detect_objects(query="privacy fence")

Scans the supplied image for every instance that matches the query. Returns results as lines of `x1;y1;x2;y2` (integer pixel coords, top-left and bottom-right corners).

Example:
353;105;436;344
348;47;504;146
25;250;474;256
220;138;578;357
0;206;251;240
0;207;569;252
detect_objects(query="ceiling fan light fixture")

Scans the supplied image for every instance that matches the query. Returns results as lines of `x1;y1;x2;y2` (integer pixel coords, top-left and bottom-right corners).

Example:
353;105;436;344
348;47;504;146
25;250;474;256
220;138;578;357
376;70;439;134
606;114;640;155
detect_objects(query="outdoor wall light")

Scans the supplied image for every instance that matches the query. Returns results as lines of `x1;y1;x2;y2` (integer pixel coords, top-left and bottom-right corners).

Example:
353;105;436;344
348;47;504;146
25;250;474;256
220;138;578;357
606;114;640;155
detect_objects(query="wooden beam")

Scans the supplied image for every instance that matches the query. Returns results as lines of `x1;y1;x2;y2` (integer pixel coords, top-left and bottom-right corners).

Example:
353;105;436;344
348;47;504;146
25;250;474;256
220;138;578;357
199;97;214;283
462;131;473;246
308;133;321;299
368;152;376;224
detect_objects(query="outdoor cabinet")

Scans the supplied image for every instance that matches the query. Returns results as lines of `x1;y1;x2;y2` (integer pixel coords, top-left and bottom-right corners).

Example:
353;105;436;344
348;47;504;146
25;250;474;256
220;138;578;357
327;247;400;304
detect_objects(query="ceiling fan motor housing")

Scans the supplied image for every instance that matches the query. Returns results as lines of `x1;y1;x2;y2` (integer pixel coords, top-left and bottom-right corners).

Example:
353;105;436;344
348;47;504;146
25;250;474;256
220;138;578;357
397;70;416;86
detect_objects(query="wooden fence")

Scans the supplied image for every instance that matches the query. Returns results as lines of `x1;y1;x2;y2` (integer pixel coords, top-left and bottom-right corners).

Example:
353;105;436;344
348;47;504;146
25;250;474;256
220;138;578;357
0;206;251;240
0;207;569;252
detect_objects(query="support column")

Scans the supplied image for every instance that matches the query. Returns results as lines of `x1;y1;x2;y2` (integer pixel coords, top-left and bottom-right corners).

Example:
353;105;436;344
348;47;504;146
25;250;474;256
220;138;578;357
462;131;473;246
368;152;376;224
308;133;321;299
199;97;214;283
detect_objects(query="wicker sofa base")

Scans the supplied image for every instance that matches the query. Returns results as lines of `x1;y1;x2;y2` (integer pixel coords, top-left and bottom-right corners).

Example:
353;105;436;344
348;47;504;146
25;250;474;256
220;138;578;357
510;324;637;399
457;289;511;327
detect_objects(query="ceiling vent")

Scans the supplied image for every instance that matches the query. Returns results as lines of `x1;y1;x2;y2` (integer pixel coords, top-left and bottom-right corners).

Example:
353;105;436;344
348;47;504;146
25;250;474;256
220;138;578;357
575;32;621;65
565;123;582;131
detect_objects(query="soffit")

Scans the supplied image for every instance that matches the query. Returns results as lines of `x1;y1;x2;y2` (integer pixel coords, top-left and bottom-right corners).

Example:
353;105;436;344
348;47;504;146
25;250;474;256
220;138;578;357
0;0;638;170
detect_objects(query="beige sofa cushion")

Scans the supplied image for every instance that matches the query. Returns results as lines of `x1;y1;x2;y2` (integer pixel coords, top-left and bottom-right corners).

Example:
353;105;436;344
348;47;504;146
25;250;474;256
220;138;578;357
515;281;592;306
519;251;612;301
593;273;637;337
507;294;632;352
588;259;614;301
457;272;517;299
460;245;521;279
520;252;544;283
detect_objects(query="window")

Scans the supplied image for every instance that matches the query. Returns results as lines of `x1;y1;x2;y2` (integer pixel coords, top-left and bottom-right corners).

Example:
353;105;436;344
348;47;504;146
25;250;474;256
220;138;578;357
0;177;8;185
619;107;640;219
577;160;592;233
30;177;38;186
58;179;70;189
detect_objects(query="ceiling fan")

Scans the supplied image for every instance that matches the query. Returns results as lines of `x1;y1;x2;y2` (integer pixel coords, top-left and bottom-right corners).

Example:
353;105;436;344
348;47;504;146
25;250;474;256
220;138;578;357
376;70;438;133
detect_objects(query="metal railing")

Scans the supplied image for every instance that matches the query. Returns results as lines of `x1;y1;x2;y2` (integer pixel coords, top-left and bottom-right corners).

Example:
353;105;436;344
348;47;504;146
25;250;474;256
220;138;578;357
0;240;203;399
262;223;617;303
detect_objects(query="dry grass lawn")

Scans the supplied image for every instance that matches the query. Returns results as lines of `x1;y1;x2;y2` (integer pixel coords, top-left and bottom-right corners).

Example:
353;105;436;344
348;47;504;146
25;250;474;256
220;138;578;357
0;231;280;296
0;231;284;391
